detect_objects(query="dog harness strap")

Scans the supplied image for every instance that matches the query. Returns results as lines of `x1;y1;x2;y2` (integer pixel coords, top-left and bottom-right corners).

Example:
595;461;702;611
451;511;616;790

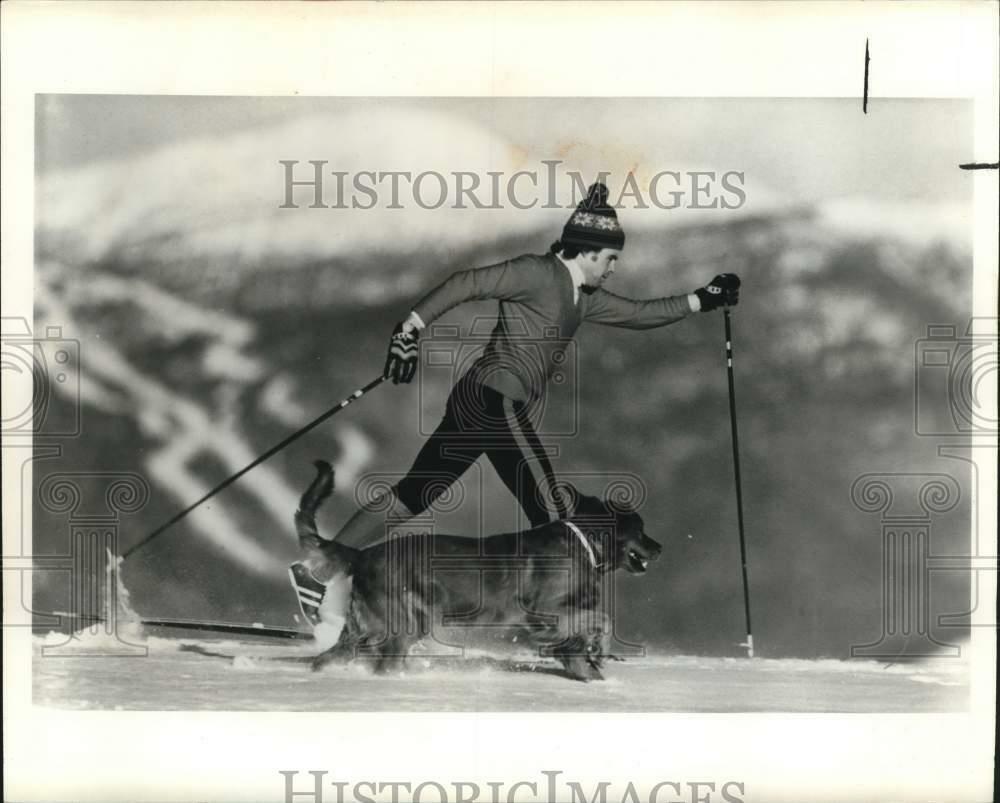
564;521;598;569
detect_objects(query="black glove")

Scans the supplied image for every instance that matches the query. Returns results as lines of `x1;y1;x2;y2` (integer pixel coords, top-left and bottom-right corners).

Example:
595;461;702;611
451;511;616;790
383;322;419;384
694;273;741;312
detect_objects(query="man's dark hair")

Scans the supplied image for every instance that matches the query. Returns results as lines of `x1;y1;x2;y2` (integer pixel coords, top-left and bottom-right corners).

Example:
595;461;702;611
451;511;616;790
549;240;600;260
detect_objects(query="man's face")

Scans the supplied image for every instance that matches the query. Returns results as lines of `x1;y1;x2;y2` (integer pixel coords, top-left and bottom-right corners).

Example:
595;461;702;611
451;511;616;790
580;248;621;289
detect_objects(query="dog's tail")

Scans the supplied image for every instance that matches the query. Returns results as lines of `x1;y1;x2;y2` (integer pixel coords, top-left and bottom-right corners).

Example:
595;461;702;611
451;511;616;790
295;460;359;568
301;459;335;514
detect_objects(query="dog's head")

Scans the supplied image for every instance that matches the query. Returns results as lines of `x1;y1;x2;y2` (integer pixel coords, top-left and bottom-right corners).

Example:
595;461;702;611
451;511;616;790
559;485;663;574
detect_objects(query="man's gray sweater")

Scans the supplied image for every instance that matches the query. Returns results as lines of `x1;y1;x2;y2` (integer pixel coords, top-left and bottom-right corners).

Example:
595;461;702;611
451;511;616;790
412;252;694;402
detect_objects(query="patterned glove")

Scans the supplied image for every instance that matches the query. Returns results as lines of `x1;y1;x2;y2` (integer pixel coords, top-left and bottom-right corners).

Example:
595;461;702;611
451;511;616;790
694;273;741;312
383;322;419;384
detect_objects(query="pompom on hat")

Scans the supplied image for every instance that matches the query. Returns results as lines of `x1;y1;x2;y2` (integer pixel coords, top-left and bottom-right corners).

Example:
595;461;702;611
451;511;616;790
560;182;625;251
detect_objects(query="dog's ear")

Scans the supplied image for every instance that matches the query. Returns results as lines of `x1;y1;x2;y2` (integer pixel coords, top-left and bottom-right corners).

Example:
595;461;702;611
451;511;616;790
603;488;636;515
553;482;581;517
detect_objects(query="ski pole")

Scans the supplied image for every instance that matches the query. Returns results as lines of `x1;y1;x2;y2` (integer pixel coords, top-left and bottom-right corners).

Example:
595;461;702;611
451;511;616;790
724;308;754;658
121;374;386;561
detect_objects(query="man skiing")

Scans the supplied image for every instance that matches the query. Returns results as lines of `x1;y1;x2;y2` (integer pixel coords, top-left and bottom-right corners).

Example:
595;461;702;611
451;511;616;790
290;181;740;625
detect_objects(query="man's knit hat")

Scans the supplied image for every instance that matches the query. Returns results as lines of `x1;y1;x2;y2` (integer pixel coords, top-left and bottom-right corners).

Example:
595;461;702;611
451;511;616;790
560;182;625;251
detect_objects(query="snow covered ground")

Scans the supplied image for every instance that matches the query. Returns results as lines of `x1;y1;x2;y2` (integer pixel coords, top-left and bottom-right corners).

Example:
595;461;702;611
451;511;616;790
33;628;967;713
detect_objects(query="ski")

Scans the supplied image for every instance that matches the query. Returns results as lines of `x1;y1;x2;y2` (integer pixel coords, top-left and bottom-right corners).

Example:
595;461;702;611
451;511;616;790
39;611;314;642
177;643;315;665
141;618;315;641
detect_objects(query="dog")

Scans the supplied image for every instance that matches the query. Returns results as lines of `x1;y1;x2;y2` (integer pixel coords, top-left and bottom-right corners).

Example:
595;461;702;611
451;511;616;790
295;460;662;682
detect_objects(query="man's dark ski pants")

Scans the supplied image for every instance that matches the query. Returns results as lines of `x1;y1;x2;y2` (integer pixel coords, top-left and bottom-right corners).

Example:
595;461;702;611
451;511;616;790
395;373;566;528
332;373;567;554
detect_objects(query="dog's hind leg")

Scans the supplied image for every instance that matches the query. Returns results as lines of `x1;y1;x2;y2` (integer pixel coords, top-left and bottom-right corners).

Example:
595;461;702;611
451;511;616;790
311;602;363;672
311;631;357;671
312;642;353;672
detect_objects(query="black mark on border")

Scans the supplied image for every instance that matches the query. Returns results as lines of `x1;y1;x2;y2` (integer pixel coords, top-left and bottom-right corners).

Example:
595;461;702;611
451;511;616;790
863;39;870;114
959;162;999;170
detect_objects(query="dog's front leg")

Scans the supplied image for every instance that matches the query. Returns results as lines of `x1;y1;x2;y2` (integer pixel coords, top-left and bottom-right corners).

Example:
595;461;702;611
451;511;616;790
584;632;607;674
553;634;604;683
584;613;613;671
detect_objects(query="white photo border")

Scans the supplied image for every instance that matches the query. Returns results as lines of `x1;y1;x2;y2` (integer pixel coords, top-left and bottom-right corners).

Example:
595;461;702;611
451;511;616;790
3;3;997;802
